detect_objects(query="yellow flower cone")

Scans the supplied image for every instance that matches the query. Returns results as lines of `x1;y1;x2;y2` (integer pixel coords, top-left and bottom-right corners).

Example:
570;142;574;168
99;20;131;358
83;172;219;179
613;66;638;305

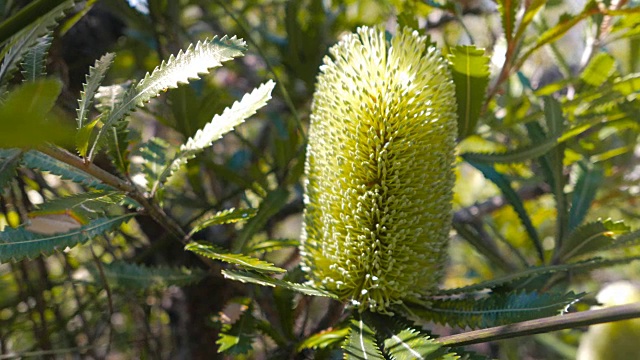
300;26;457;312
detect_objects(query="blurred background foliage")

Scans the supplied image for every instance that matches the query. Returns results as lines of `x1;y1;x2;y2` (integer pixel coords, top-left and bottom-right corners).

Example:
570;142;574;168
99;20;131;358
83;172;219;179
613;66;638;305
0;0;640;359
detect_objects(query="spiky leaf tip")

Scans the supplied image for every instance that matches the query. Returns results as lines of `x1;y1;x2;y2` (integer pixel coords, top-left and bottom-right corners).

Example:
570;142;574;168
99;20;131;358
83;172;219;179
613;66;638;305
300;26;457;313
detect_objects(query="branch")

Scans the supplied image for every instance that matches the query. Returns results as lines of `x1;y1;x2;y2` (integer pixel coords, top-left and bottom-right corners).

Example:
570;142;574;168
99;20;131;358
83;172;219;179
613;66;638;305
437;303;640;347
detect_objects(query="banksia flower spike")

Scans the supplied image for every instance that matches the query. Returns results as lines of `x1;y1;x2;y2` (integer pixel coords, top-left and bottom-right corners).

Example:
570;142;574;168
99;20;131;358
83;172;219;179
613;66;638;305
300;26;458;312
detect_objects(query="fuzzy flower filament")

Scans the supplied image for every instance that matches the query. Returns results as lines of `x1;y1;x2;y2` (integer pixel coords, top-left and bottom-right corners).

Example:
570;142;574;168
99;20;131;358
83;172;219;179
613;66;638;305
301;26;457;312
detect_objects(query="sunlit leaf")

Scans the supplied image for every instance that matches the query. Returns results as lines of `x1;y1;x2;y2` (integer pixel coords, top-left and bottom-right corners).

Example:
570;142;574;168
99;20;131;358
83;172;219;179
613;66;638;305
185;241;285;274
558;219;630;262
221;269;338;298
581;52;616;87
343;316;385;360
189;208;257;236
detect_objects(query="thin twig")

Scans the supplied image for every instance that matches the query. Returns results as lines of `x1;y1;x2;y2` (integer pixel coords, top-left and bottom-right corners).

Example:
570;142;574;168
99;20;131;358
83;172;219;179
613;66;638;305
438;303;640;347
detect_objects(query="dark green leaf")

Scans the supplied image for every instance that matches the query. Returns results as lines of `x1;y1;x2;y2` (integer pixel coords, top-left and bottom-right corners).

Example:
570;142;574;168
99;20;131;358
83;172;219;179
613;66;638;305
20;34;51;81
0;213;134;262
343;316;385;360
0;148;21;189
448;45;490;139
569;162;604;231
93;261;206;290
217;298;256;354
233;188;289;252
408;291;582;329
21;150;114;190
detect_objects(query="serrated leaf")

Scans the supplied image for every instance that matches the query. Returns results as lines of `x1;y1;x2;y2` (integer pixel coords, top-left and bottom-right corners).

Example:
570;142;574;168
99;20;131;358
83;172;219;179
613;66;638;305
465;159;543;262
21;150;114;190
581;52;616;87
92;261;205;290
76;53;115;130
0;79;74;147
233;188;289;252
448;45;490;139
297;326;350;351
152;81;275;194
461;136;557;164
20;34;52;81
86;36;247;161
217;298;256;354
569;161;603;231
0;213;134;262
247;239;299;253
133;137;172;193
496;0;520;42
343;316;385;360
185;241;285;274
0;148;21;189
221;269;338;298
558;219;630;262
364;312;459;360
408;291;581;329
189;208;257;236
0;0;74;84
106;121;135;175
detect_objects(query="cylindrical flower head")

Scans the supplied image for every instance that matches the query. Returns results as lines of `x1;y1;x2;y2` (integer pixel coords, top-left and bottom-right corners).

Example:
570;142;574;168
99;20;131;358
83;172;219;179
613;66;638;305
300;26;457;312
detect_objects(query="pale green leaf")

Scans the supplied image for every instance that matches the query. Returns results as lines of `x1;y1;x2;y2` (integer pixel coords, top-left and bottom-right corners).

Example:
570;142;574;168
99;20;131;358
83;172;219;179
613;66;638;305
558;219;630;262
152;81;275;193
28;190;127;222
86;36;247;161
448;45;490;139
189;208;257;236
247;239;299;254
581;52;616;87
76;53;115;130
0;213;134;262
297;326;350;351
221;269;338;298
461;136;557;164
185;241;285;274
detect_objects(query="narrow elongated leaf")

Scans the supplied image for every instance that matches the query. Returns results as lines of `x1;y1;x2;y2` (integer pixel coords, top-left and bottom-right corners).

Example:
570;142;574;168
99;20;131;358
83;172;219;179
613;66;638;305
247;239;299;254
496;0;520;42
134;137;172;192
221;269;338;298
465;159;542;261
0;0;74;84
93;261;205;289
21;150;114;190
185;241;285;273
297;326;350;351
234;188;289;252
0;79;74;147
408;291;581;329
0;148;21;189
87;36;247;161
581;52;616;87
343;316;386;360
448;45;490;139
0;213;134;262
569;162;603;231
189;208;257;236
217;298;256;354
28;190;127;224
364;312;458;360
152;81;275;193
558;220;629;262
20;34;52;81
461;136;557;164
76;53;115;130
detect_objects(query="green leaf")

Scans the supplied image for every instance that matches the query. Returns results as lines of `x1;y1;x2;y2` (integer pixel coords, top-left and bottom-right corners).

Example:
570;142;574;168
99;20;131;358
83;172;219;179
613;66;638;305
153;81;275;194
247;239;299;254
448;45;490;139
0;0;74;84
0;213;134;262
134;137;172;193
461;136;557;164
189;208;257;236
20;34;52;81
92;261;205;290
343;316;385;360
217;298;256;354
0;79;74;147
297;326;350;351
28;190;127;223
220;269;338;298
185;241;285;274
569;161;604;231
0;148;22;190
233;188;289;252
86;36;247;161
557;219;630;262
581;52;616;87
496;0;520;42
364;312;459;360
465;159;542;262
21;150;114;191
408;291;581;329
76;53;115;130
